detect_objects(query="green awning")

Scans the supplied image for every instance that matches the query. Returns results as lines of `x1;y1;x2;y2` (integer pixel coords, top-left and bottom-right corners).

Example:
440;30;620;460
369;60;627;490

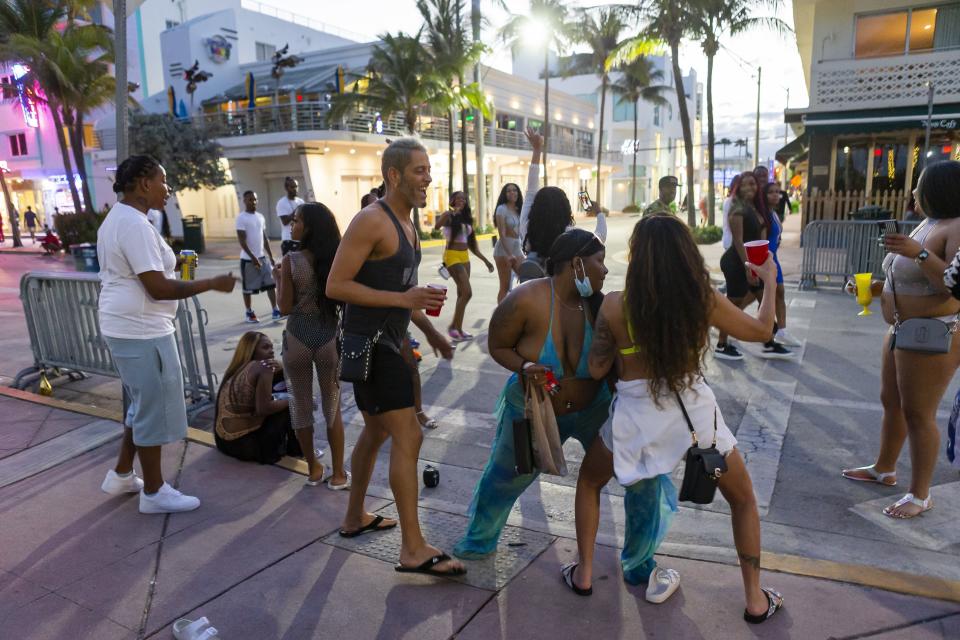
801;104;960;135
776;132;808;164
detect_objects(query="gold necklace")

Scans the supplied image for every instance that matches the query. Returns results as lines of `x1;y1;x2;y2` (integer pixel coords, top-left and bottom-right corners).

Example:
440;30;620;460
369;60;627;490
556;295;583;312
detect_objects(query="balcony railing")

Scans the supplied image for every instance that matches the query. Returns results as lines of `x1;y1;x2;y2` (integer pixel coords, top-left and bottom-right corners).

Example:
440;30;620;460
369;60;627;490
188;103;594;159
812;49;960;110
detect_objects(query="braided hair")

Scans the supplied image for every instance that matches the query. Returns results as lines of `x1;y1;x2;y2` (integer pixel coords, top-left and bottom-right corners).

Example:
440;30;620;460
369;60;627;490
113;155;160;194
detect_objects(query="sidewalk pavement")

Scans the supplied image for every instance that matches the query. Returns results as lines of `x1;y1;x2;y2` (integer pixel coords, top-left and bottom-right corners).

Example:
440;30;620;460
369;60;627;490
0;388;957;640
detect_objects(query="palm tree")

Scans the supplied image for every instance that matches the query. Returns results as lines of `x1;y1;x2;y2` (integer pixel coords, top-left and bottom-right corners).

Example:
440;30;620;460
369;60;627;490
615;0;700;226
45;20;115;212
328;32;439;136
0;0;84;213
563;6;632;204
609;56;668;210
500;0;575;185
417;0;488;198
694;0;789;226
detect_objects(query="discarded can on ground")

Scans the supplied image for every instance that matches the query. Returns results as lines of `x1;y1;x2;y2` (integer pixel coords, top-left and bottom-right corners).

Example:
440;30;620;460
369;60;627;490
180;250;198;280
423;464;440;488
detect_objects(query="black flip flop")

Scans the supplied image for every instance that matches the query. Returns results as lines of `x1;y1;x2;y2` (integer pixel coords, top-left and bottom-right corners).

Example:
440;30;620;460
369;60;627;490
395;553;467;577
744;588;784;624
560;562;592;596
338;514;397;538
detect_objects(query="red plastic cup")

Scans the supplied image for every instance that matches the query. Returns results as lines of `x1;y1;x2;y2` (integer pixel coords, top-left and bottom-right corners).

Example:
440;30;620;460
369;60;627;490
744;240;770;273
425;283;447;317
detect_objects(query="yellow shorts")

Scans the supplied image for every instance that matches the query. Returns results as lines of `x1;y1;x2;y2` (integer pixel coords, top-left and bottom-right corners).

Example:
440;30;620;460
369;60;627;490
443;249;470;267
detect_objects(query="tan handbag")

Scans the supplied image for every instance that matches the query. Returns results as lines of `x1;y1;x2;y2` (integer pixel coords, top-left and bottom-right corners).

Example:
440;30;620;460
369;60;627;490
525;380;568;476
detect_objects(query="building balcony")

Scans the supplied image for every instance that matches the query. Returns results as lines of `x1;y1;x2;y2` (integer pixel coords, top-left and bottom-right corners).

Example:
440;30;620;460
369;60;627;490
179;103;595;160
811;49;960;112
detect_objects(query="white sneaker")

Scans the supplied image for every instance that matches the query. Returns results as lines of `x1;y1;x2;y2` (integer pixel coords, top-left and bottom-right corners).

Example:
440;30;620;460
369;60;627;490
645;566;681;604
139;483;201;514
101;469;144;495
775;329;802;347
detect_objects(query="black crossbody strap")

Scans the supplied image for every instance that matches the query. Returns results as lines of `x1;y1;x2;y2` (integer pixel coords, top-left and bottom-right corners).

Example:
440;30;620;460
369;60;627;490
675;391;718;448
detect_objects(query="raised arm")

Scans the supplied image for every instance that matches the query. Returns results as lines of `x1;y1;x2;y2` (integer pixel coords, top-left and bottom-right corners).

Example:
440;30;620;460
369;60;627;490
885;222;960;295
709;256;778;341
518;127;543;247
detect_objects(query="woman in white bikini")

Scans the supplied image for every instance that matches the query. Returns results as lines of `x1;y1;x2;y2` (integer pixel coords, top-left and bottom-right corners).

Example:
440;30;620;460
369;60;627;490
843;160;960;518
570;215;784;624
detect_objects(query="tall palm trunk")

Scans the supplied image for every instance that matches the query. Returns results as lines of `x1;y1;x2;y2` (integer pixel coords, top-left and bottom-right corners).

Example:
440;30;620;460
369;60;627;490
670;40;696;227
706;49;716;226
405;116;423;235
460;106;470;197
49;105;84;214
630;104;639;207
594;75;607;205
542;47;549;186
448;109;456;196
459;74;469;198
68;111;95;213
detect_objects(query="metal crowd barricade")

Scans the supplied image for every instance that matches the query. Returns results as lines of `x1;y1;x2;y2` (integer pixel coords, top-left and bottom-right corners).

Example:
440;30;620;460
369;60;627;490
799;220;920;290
14;271;217;418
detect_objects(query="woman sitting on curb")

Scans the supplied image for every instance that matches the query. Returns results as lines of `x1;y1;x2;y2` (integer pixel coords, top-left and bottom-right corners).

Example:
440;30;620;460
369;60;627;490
215;331;306;466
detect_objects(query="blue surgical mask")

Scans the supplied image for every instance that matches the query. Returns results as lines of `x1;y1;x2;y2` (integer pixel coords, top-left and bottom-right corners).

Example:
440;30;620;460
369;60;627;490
573;259;593;298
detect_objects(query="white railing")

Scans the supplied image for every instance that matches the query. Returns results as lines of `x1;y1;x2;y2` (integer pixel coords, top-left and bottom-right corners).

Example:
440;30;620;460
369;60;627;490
812;49;960;110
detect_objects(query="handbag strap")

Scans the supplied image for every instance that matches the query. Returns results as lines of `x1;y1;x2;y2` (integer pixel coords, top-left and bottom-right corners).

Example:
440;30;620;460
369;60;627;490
675;391;717;448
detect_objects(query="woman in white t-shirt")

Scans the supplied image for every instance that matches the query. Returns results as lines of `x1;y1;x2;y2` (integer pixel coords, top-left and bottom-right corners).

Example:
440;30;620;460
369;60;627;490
98;155;237;515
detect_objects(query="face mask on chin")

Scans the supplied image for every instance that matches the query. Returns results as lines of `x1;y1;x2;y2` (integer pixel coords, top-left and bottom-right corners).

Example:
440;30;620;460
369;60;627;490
573;258;593;298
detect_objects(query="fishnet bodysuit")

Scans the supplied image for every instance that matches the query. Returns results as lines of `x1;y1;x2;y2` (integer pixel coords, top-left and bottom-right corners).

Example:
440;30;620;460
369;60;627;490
282;251;340;430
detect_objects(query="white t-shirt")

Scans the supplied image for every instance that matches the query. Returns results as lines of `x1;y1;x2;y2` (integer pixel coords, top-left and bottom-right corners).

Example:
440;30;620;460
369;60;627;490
97;202;178;339
235;210;266;260
721;198;733;250
275;196;303;242
146;209;163;234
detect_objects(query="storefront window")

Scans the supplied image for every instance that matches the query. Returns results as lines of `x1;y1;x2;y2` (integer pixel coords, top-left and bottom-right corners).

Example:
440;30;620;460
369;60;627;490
834;142;868;192
872;142;907;192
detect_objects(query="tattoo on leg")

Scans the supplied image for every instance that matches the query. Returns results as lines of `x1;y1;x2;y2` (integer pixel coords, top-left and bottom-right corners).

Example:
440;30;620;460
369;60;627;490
738;553;761;570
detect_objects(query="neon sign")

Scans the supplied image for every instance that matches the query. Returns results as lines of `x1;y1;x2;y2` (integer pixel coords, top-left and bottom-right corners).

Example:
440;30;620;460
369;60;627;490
11;64;39;128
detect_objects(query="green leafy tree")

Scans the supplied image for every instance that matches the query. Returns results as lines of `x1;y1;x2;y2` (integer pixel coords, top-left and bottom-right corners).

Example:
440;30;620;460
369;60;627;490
694;0;789;225
418;0;489;199
500;0;576;185
328;31;439;136
0;0;83;213
564;6;633;203
609;56;668;210
129;113;230;192
615;0;700;226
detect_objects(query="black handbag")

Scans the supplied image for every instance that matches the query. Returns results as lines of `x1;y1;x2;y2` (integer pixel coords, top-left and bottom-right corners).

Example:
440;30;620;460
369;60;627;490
338;314;389;383
512;417;534;475
676;393;727;504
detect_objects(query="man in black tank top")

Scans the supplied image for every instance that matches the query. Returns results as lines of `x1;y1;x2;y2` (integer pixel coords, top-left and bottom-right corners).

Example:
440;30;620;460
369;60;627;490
327;138;465;577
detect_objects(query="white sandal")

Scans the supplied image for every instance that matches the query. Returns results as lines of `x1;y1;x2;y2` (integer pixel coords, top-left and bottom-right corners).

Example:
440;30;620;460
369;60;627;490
326;470;352;491
842;464;897;486
173;617;221;639
883;493;932;519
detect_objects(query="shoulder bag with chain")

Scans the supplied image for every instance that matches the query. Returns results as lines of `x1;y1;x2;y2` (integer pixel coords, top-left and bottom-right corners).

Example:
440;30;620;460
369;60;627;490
889;260;957;353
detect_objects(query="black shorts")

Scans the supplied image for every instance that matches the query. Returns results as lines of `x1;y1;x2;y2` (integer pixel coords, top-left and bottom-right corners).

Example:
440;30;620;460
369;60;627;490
353;344;415;415
720;248;762;299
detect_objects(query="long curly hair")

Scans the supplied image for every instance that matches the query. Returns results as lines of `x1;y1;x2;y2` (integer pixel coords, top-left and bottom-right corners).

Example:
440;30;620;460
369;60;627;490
448;191;474;242
494;183;523;216
524;186;572;256
296;203;342;318
623;216;714;404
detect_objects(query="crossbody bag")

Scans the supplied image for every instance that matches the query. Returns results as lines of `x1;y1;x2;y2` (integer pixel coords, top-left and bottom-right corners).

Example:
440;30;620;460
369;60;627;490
889;261;958;354
676;392;727;504
338;311;391;383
